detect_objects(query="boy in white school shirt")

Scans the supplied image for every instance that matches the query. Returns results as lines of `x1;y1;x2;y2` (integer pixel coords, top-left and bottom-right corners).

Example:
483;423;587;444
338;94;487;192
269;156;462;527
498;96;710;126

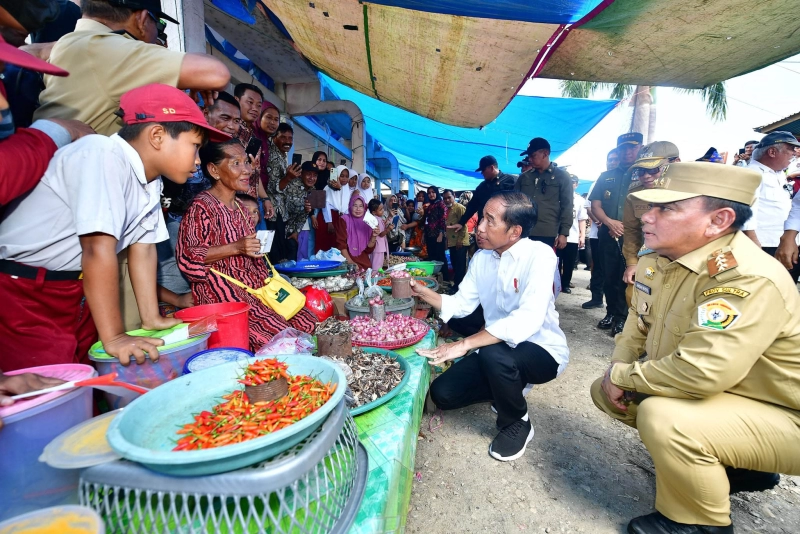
413;192;569;462
0;84;229;371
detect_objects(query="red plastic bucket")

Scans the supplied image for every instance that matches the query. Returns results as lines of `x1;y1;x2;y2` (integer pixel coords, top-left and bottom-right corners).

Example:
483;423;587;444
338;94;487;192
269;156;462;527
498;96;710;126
175;302;251;350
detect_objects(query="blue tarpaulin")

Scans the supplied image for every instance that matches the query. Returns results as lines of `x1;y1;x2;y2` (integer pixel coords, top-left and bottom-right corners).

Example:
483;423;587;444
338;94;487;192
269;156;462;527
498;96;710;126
317;73;617;188
364;0;606;24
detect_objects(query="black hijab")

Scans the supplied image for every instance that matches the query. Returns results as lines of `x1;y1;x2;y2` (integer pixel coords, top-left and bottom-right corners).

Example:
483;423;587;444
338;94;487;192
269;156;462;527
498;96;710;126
312;151;331;190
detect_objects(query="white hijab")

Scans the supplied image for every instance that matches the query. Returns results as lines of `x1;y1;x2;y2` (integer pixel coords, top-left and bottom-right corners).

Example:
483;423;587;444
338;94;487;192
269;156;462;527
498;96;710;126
357;173;375;200
325;165;351;213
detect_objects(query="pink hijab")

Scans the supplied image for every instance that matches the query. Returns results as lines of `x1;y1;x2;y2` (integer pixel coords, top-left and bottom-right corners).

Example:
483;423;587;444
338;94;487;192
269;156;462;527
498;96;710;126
342;194;372;256
252;101;280;192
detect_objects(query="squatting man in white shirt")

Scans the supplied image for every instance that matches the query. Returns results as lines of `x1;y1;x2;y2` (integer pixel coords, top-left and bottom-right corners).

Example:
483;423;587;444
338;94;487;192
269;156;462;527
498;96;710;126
413;192;569;462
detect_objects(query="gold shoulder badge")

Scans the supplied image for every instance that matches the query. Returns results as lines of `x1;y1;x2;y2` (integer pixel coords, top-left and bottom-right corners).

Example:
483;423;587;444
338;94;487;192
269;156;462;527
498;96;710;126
701;287;750;299
707;248;739;277
698;298;740;330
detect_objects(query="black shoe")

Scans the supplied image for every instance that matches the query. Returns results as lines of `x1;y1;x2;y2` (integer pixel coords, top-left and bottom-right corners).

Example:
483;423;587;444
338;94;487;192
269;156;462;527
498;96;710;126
726;467;780;494
611;317;625;336
488;417;534;462
597;314;614;329
561;288;572;294
627;512;733;534
583;298;604;309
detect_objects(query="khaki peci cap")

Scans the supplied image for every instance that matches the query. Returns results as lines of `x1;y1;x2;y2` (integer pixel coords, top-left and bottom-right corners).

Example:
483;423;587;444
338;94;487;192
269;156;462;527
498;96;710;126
630;141;680;170
629;162;760;206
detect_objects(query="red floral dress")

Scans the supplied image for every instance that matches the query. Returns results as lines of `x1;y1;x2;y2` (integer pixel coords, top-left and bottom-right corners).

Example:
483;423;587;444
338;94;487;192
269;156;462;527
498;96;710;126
177;191;317;350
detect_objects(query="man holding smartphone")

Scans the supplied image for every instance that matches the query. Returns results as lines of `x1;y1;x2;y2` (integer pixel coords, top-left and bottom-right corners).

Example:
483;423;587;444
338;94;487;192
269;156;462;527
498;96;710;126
266;123;302;262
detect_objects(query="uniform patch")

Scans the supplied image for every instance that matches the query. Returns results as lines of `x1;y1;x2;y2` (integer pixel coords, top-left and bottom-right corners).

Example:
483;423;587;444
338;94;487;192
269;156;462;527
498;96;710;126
707;248;739;277
644;267;655;279
701;287;750;299
634;281;651;295
697;298;740;330
604;190;611;199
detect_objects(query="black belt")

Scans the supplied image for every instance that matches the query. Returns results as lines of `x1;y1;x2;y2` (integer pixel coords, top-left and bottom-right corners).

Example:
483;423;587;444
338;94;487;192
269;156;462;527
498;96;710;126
0;260;83;281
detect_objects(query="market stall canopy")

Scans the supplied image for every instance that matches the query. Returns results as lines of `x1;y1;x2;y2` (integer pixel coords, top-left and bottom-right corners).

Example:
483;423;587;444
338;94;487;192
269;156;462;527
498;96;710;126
259;0;800;128
755;112;800;137
316;74;617;189
538;0;800;89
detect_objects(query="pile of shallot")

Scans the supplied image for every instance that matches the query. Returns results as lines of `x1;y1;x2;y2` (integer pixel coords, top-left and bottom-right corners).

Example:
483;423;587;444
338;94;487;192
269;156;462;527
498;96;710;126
389;270;411;279
368;295;384;306
350;313;429;345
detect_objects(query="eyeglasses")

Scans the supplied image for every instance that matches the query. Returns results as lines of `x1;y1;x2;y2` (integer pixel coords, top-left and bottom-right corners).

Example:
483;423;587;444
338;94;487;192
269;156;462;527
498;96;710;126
147;11;167;33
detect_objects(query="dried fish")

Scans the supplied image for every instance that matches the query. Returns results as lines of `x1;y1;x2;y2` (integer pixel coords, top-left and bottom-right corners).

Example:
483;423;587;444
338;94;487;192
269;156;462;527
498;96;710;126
315;316;352;337
387;254;420;267
326;347;404;408
291;275;355;292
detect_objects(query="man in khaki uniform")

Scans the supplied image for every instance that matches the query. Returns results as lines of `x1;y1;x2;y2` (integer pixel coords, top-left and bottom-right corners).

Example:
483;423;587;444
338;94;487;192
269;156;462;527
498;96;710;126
34;0;230;331
591;162;800;534
621;142;681;307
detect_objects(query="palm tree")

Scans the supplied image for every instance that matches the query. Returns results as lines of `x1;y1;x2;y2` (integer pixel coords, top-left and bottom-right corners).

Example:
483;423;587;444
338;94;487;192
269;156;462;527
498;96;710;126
559;81;728;143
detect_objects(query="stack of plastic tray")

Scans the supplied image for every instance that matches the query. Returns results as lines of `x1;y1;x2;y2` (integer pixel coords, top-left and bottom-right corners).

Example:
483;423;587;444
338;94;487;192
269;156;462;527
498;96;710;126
79;400;366;534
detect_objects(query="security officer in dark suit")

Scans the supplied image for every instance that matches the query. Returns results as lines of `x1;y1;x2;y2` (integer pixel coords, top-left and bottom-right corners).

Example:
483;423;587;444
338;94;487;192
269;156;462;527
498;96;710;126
514;137;574;248
588;132;643;335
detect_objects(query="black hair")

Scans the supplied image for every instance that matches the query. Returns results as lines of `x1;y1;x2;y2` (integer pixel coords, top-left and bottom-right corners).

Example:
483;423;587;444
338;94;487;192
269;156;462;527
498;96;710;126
701;197;752;231
367;199;382;213
198;139;244;181
234;83;263;100
236;193;258;204
311;150;328;164
442;189;455;197
745;140;759;147
276;123;293;135
81;0;133;23
406;199;415;206
489;191;537;236
117;121;208;145
607;148;618;158
207;91;239;111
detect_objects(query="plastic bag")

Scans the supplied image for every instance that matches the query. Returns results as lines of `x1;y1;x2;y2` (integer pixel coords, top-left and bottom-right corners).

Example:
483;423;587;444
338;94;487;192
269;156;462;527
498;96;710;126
363;268;383;300
256;328;315;357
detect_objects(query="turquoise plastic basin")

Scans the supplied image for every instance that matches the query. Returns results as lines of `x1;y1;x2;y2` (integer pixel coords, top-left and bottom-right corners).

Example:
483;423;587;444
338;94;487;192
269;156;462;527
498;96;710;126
106;354;345;476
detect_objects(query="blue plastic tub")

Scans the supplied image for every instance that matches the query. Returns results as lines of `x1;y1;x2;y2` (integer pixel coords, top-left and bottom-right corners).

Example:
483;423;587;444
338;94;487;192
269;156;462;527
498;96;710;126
182;347;254;375
106;355;346;476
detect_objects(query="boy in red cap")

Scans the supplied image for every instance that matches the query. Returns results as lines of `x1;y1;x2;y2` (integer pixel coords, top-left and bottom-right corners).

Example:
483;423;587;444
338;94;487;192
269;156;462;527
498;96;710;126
0;83;229;371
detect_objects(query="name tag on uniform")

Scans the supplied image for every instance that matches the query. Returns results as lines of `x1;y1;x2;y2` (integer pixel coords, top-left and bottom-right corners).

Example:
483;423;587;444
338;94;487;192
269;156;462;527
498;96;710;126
635;281;651;295
633;201;650;218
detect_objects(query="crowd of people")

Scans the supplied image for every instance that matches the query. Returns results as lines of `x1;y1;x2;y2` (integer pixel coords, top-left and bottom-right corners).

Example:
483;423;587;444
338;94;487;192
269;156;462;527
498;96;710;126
1;2;800;534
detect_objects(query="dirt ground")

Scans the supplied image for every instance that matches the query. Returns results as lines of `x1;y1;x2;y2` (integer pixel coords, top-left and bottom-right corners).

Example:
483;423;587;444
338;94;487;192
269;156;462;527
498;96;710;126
406;268;800;534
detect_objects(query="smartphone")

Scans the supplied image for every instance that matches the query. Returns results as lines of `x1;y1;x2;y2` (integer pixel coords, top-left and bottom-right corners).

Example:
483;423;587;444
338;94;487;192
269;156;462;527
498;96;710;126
340;159;346;165
392;202;399;210
245;137;262;159
292;153;302;167
738;148;745;155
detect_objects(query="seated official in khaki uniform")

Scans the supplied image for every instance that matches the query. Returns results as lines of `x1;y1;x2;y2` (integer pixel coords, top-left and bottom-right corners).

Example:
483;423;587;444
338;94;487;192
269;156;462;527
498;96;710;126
590;162;800;534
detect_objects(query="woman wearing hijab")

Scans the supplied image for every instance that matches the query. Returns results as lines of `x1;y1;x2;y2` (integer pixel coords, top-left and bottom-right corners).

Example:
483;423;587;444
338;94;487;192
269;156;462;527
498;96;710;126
311;150;330;190
348;168;359;192
248;101;281;221
316;165;351;252
424;185;450;281
335;194;378;269
357;173;375;200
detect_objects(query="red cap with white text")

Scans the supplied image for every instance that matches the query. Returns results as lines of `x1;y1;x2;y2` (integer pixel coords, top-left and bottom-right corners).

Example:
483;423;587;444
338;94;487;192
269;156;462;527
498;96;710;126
118;84;230;142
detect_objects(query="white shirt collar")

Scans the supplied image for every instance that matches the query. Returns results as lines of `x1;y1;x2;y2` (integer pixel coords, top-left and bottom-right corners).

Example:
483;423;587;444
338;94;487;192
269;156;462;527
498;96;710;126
111;134;148;186
491;237;529;260
748;159;782;175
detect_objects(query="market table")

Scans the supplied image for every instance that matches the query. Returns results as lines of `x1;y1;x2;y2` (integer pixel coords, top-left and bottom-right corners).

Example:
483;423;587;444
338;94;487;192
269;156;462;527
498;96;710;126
348;330;435;534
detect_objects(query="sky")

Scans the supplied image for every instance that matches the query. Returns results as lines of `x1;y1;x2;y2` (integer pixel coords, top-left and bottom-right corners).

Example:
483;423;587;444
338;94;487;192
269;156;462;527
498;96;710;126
517;53;800;182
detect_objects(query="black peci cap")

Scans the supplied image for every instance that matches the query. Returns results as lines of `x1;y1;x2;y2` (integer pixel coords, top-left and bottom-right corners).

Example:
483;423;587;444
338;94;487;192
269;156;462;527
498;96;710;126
107;0;179;24
476;155;498;172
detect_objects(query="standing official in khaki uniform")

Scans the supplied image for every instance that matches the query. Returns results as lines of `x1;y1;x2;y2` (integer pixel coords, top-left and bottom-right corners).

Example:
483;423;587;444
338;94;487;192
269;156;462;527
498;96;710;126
621;142;681;298
591;162;800;534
